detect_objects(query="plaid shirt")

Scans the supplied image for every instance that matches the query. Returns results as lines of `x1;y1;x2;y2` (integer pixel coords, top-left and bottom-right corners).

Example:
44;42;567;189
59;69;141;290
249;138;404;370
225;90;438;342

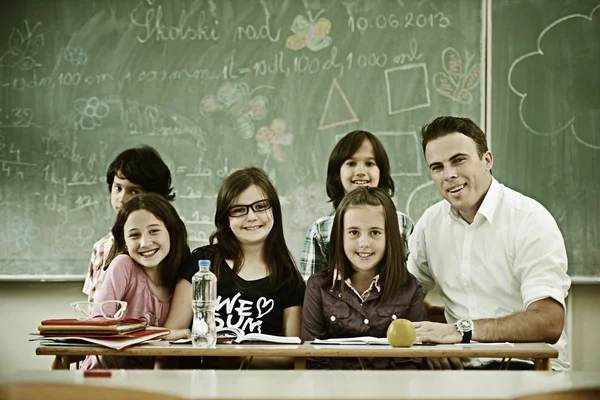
299;210;414;281
82;233;114;301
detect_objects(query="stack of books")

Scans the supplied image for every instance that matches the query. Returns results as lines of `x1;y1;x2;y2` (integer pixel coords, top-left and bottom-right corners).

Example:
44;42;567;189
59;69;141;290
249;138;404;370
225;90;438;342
30;318;170;350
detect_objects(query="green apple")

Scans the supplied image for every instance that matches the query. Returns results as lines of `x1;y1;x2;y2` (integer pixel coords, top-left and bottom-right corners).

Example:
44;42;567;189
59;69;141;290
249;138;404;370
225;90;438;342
386;318;416;347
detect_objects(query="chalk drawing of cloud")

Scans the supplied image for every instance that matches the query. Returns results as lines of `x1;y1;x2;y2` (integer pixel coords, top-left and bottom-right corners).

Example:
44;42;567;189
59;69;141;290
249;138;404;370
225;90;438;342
508;4;600;149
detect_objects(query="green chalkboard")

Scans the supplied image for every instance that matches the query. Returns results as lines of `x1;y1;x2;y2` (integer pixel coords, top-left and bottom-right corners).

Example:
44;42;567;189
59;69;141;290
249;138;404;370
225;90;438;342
0;0;484;279
491;0;600;281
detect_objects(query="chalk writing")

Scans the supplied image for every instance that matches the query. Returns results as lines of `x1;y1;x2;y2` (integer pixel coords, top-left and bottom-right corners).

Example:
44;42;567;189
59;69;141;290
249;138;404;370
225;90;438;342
348;12;451;32
130;0;220;43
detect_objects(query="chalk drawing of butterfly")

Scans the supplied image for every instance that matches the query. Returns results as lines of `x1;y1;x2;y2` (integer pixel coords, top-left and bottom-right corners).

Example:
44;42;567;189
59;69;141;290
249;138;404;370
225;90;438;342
286;10;332;52
433;48;480;104
0;21;44;70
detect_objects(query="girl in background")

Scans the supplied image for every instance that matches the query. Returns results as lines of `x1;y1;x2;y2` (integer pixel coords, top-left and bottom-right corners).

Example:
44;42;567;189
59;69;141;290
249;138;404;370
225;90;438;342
163;167;305;369
302;186;425;369
80;193;190;369
299;130;414;281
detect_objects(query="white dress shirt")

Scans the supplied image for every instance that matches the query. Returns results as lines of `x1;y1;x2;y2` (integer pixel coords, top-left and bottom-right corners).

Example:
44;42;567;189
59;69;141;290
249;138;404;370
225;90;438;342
408;178;571;370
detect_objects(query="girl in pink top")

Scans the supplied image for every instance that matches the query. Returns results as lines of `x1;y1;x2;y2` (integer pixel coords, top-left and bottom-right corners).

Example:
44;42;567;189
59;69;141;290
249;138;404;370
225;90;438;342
80;193;190;370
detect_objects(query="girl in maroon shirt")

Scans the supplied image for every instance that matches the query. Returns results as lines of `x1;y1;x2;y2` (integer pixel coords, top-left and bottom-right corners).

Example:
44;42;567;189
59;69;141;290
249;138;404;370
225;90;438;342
302;187;425;369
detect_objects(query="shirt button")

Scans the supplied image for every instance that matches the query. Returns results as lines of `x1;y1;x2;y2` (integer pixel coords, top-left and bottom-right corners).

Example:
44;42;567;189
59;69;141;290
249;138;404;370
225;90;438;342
330;316;336;322
338;293;342;298
391;315;397;320
364;319;369;325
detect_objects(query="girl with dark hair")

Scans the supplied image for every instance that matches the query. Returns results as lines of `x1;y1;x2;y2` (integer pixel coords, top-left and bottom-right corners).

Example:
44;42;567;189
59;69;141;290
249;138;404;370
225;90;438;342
302;187;425;369
80;193;190;370
299;130;414;281
163;167;305;369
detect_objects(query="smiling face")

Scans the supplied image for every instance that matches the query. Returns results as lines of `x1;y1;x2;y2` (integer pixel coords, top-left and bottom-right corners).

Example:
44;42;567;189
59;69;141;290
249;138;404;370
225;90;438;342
110;172;144;213
228;184;274;247
343;205;386;277
339;139;381;194
124;209;170;270
425;132;493;223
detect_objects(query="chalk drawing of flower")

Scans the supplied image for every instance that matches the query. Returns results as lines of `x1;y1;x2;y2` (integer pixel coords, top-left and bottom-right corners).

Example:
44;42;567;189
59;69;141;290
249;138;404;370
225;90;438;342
0;20;44;70
200;82;274;139
64;46;88;66
255;118;293;162
3;216;41;250
433;48;480;104
286;10;332;52
74;97;110;131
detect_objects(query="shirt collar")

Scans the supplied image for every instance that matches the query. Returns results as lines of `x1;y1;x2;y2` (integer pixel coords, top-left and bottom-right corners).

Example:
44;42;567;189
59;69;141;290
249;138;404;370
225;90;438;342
331;268;381;293
448;177;500;224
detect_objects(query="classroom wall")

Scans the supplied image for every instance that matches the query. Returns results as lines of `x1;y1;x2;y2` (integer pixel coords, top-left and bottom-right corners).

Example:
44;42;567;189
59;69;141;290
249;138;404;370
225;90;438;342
1;281;599;372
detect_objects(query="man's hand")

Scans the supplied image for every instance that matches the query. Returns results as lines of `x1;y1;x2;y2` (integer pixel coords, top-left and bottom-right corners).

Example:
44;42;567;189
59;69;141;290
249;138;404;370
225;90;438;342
413;321;462;344
423;357;464;370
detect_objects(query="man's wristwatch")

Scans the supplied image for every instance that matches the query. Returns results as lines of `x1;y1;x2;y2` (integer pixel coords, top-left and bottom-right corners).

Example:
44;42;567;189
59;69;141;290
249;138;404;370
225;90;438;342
456;319;474;343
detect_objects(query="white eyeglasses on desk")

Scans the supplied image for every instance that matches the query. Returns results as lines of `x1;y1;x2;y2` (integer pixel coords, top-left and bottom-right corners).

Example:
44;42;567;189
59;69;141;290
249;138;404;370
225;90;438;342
70;300;128;320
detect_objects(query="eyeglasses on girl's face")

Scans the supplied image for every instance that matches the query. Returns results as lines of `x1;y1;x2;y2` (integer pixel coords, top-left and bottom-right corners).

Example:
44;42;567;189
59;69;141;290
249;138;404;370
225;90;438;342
70;300;127;320
227;199;272;218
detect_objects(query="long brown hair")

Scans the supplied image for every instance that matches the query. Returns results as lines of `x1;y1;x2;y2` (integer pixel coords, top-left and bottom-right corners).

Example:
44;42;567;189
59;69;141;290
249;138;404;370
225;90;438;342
208;167;303;291
106;193;190;290
324;186;408;303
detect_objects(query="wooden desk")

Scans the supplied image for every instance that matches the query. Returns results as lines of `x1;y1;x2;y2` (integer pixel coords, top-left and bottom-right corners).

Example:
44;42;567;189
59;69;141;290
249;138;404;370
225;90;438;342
36;342;558;370
1;370;599;400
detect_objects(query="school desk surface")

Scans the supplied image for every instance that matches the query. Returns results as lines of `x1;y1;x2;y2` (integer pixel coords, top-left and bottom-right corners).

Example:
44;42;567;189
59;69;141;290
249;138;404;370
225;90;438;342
35;341;558;370
1;370;599;400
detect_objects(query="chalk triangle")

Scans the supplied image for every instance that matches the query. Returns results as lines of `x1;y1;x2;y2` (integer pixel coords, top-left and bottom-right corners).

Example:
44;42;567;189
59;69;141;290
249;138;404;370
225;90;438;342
318;78;359;130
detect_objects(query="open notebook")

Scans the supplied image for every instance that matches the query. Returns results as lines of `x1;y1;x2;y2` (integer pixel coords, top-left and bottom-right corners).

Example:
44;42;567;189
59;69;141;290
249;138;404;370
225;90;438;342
312;337;390;345
173;326;301;345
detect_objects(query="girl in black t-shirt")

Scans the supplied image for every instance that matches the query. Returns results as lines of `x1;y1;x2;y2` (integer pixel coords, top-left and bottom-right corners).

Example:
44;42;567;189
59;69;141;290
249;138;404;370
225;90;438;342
160;167;305;369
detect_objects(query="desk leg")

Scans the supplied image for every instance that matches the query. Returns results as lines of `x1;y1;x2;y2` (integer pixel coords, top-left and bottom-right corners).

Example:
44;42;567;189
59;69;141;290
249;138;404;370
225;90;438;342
294;357;307;370
534;358;551;371
51;356;70;370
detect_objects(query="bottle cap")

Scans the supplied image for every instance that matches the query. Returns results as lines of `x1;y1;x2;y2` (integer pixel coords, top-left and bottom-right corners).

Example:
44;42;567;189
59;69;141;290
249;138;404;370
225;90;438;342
198;260;211;268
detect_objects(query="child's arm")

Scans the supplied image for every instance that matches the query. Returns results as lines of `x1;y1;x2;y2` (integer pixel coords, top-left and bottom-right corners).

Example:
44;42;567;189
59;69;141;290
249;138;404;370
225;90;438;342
301;276;328;369
282;305;302;337
299;223;327;281
82;247;97;298
244;305;302;370
405;280;426;322
161;278;193;340
301;276;326;340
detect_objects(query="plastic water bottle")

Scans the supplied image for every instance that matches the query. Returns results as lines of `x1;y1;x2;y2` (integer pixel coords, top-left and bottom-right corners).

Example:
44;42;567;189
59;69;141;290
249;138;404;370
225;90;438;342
191;259;217;348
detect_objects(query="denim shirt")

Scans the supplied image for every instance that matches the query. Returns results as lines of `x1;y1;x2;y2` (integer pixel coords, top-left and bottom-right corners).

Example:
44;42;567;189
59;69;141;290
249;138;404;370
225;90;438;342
302;272;425;369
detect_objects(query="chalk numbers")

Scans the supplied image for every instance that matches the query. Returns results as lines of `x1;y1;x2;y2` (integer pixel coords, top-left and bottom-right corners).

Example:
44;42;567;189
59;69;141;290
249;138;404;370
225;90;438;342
348;12;451;32
0;108;35;127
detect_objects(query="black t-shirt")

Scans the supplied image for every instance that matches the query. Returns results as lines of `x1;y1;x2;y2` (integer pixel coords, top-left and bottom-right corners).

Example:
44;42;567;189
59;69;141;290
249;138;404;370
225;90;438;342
179;245;305;336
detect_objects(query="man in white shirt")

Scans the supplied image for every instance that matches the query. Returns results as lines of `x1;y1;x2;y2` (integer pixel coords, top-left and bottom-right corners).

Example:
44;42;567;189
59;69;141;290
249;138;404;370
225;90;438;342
408;116;571;370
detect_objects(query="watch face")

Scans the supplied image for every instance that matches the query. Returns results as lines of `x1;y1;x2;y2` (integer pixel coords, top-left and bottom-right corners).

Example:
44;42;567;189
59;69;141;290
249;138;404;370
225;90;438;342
457;319;473;332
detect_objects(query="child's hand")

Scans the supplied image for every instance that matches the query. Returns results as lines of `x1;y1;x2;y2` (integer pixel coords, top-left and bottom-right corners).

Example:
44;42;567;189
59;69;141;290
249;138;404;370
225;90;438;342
162;328;191;341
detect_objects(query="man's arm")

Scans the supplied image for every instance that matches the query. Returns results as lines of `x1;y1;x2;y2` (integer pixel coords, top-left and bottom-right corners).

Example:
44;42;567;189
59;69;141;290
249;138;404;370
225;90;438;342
473;297;564;343
414;297;565;344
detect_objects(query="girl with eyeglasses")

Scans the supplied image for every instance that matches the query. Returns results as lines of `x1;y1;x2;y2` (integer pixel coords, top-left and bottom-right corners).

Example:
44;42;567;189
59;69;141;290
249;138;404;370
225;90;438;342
161;167;305;369
80;193;190;370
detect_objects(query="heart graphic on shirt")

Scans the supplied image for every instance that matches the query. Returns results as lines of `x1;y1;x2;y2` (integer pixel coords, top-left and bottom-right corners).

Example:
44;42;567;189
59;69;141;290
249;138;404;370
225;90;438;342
256;297;274;319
